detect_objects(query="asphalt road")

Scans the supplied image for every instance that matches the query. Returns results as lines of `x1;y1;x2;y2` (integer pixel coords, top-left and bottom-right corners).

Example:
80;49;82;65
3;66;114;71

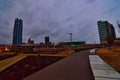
24;50;95;80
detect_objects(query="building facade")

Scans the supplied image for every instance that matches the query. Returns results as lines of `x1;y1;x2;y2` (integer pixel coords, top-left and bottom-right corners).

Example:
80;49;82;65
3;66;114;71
45;36;50;44
97;21;116;44
56;40;86;47
28;38;34;44
13;18;23;45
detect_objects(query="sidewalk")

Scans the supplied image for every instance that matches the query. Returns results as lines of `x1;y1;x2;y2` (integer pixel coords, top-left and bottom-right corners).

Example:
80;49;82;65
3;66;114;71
89;55;120;80
23;50;94;80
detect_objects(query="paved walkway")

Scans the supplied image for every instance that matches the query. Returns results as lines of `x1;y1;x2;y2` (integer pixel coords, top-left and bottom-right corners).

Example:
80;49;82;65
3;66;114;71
24;50;95;80
89;55;120;80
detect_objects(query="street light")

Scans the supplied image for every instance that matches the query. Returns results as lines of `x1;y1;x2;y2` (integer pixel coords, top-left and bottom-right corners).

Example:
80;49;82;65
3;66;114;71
69;33;72;42
69;33;72;46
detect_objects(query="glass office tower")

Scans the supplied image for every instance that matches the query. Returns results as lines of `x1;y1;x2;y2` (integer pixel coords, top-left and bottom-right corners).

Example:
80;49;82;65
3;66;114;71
13;18;23;45
45;36;50;44
97;21;116;44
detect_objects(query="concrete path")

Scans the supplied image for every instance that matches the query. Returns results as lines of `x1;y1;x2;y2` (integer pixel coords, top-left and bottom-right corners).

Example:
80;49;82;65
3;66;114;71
89;55;120;80
24;50;95;80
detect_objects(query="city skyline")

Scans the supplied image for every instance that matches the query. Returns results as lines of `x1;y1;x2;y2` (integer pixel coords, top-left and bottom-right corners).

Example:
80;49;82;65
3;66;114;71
0;0;120;44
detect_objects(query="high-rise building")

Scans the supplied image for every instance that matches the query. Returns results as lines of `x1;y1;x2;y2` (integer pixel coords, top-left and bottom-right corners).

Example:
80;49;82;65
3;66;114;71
97;21;116;44
45;36;50;44
13;18;23;45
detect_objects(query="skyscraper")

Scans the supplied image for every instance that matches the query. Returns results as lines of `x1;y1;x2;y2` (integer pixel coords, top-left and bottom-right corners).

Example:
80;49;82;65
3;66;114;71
97;21;116;44
13;18;23;45
45;36;50;44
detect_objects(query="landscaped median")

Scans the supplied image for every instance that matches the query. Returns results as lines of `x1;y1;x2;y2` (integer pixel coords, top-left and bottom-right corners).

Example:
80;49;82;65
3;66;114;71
96;47;120;73
40;49;75;57
0;54;27;72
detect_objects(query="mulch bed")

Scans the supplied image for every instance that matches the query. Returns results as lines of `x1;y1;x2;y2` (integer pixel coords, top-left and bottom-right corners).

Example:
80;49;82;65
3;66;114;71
0;56;63;80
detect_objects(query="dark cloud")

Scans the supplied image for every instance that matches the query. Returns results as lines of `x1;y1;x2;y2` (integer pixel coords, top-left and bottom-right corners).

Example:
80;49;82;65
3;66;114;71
87;0;96;3
0;0;119;44
103;6;118;14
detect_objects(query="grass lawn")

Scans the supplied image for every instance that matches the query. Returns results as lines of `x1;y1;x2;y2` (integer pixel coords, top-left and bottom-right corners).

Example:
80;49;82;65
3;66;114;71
0;53;18;61
40;49;75;57
21;49;75;57
97;47;120;73
0;54;27;71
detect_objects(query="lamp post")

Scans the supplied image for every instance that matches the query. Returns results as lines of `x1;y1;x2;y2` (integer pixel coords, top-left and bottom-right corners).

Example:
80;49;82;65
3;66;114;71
69;33;72;46
69;33;72;42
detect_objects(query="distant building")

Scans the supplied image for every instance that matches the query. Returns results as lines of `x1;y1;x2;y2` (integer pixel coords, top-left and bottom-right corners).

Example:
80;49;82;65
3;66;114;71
56;40;86;47
114;38;120;46
97;21;116;44
13;18;23;45
45;36;50;44
28;38;34;44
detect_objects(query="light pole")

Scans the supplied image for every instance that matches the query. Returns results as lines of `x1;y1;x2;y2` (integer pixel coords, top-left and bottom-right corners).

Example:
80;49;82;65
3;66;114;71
69;33;72;42
69;33;72;46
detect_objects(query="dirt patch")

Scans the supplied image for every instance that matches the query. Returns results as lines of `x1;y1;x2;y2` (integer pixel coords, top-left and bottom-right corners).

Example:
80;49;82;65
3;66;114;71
96;48;120;73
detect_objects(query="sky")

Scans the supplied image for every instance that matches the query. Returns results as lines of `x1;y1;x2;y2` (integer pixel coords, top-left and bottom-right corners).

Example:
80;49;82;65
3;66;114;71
0;0;120;44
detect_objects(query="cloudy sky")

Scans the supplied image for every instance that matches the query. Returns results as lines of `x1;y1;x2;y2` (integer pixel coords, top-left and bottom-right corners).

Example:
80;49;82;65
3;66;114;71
0;0;120;44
